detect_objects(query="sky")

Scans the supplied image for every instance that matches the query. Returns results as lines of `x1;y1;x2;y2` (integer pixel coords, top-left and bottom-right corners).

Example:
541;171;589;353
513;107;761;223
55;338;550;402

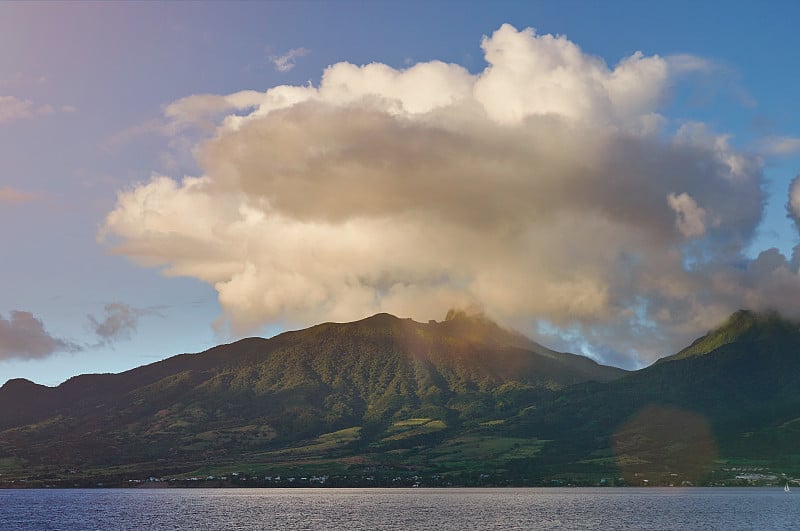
2;1;800;385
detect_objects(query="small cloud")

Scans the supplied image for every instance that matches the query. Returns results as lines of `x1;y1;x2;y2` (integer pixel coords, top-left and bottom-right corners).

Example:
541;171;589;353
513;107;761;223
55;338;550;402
0;95;37;124
0;187;37;204
0;311;78;361
269;47;311;72
88;303;161;345
0;95;73;125
61;105;78;113
758;135;800;157
666;54;714;75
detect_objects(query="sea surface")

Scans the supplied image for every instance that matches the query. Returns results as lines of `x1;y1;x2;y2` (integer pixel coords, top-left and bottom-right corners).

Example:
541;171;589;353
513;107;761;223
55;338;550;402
0;487;797;530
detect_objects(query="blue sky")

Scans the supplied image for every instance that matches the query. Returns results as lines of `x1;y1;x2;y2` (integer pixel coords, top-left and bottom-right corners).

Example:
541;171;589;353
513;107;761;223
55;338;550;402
1;1;799;385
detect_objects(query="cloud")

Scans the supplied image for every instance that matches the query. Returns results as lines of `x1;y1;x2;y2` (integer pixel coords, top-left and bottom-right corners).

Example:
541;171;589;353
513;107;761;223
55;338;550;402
0;311;77;361
666;54;714;75
102;24;799;367
0;187;37;204
0;303;158;361
88;303;159;345
667;192;709;238
164;91;266;131
0;95;40;124
788;176;800;232
0;95;69;124
269;47;310;72
759;135;800;156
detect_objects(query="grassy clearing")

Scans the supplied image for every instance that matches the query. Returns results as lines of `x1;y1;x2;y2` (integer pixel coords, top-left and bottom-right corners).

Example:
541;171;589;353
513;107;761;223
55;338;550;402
251;426;363;458
392;418;436;428
317;426;362;444
381;418;446;442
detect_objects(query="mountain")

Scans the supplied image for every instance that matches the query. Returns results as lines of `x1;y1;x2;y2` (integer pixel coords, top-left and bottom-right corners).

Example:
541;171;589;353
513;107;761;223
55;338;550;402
507;310;800;485
3;309;800;488
0;312;624;485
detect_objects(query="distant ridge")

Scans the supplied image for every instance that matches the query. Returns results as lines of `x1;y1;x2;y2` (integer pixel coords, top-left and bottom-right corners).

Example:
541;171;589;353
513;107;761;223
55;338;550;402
509;310;800;484
659;309;799;362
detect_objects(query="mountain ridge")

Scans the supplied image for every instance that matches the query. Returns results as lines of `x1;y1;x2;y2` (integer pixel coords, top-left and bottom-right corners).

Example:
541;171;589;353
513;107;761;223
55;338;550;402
1;311;623;390
659;309;800;363
0;311;624;464
2;310;800;487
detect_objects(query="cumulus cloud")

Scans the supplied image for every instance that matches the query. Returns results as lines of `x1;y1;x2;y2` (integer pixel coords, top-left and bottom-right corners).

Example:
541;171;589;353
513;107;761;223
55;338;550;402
88;303;159;345
0;311;77;361
269;47;310;72
101;24;800;367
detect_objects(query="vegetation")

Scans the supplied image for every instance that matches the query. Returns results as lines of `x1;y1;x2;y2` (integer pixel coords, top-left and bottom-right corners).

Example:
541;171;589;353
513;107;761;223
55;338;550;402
2;310;800;487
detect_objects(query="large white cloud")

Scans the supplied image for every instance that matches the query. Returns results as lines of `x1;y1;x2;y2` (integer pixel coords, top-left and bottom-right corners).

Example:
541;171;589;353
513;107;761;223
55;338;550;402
101;24;800;367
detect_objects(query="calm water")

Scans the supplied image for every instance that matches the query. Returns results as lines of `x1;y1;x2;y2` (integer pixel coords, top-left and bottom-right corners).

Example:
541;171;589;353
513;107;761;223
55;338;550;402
0;488;797;530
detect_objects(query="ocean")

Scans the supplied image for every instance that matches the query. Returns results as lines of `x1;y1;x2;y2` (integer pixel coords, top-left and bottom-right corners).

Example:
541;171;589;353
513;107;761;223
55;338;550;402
0;487;797;530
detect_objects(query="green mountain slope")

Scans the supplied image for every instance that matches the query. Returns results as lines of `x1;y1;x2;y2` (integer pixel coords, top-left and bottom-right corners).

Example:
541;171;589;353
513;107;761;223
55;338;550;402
508;310;800;484
4;309;800;487
0;312;624;484
660;309;798;362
